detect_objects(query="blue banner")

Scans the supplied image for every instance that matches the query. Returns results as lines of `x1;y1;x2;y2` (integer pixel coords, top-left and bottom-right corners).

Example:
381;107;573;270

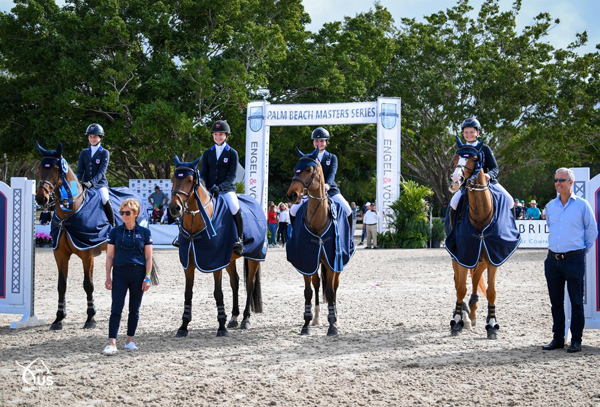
0;191;6;298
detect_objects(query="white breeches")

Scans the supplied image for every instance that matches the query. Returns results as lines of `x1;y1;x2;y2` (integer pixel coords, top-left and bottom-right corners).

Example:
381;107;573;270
450;182;513;210
222;191;240;215
99;187;110;205
289;193;352;217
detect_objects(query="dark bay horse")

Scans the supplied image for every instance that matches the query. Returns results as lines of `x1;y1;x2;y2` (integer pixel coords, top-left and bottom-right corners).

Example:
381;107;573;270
286;148;353;336
35;143;100;330
448;137;499;339
168;156;263;337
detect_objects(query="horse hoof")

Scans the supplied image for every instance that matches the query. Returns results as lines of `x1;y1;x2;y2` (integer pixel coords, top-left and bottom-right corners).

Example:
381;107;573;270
227;320;239;329
488;331;499;340
471;320;477;327
311;320;320;326
327;326;338;336
240;320;251;330
450;330;460;337
300;327;311;335
175;330;188;338
83;321;96;329
216;330;229;337
49;323;63;331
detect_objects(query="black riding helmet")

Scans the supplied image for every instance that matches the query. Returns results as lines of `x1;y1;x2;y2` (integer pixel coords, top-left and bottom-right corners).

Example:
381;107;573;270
85;123;104;137
460;118;482;132
211;120;231;134
311;127;330;140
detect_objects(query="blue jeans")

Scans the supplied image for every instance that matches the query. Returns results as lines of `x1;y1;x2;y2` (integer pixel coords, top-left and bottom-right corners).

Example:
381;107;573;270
109;264;145;339
268;223;277;245
544;251;585;343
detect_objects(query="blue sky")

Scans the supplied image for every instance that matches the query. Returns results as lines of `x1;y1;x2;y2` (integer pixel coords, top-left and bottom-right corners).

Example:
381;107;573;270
1;0;598;54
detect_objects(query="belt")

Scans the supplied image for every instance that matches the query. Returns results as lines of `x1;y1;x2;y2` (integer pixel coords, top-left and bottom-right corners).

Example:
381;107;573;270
365;223;377;226
548;249;585;261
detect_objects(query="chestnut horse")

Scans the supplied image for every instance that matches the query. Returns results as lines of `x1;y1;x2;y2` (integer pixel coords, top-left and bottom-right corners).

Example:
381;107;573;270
448;138;499;339
35;142;101;330
286;149;352;336
168;156;262;338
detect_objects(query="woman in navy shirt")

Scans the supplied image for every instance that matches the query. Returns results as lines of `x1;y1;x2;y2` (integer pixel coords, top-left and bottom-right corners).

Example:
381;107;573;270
103;198;153;355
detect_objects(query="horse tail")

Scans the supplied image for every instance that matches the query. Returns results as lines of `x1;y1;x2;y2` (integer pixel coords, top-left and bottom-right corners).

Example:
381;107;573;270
244;258;263;313
150;255;160;286
321;263;327;303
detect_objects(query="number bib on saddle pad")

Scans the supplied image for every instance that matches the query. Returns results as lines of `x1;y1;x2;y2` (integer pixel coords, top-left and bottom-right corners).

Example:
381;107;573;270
286;200;355;276
177;194;267;273
50;187;149;251
445;184;520;268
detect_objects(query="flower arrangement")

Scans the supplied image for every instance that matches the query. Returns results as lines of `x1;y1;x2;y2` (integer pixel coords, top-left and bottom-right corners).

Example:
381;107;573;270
35;232;53;247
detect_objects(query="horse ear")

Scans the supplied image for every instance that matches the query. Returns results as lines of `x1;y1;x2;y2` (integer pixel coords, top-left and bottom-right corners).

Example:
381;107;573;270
192;157;201;169
56;142;63;158
295;146;304;157
36;141;47;156
455;136;464;148
174;155;181;166
476;137;486;151
309;149;319;159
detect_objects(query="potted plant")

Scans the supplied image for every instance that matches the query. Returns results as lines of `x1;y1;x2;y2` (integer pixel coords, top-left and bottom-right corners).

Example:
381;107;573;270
35;232;53;248
430;218;446;248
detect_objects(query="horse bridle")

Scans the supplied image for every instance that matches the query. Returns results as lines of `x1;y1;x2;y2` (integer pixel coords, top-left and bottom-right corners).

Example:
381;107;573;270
38;158;84;210
171;167;212;215
291;156;329;226
291;157;328;203
451;150;492;225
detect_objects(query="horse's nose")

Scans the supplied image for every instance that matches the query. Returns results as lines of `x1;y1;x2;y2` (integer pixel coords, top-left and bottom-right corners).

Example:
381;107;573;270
169;205;181;218
287;192;297;202
451;172;462;183
36;195;48;206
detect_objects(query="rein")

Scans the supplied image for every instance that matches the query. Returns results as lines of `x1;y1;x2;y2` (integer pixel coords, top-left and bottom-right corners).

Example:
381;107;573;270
291;157;328;226
39;158;84;213
172;167;216;239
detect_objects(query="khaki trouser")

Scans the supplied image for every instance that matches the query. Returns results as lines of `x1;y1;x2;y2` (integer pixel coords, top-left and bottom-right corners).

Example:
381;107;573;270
366;224;377;248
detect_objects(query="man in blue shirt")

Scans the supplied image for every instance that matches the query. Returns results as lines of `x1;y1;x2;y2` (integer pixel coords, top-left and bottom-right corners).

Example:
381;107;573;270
542;168;598;353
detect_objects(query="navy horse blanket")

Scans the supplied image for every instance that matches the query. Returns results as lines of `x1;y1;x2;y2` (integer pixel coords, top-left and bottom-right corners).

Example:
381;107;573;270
445;184;520;268
50;187;148;251
178;194;267;273
286;200;355;276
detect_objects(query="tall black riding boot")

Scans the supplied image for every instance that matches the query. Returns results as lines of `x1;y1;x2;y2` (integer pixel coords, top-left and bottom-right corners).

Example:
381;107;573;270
448;207;456;231
232;209;244;256
103;201;116;227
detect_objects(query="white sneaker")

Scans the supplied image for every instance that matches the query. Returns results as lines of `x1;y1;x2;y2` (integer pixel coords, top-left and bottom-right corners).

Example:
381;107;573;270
102;345;118;356
275;244;281;248
124;342;138;351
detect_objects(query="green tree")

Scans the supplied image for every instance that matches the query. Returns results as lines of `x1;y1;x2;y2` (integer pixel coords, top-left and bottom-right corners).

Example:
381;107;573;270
0;0;307;184
367;0;600;205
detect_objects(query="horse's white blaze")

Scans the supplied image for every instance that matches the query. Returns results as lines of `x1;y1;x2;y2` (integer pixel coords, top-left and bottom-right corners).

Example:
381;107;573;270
451;157;467;183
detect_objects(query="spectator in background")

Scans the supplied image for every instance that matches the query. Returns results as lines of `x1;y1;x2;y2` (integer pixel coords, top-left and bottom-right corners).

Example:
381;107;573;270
541;205;547;220
151;204;164;224
364;202;378;249
148;185;169;210
514;198;523;220
268;203;278;248
277;203;290;247
358;202;368;245
39;206;52;225
526;200;541;220
351;202;357;239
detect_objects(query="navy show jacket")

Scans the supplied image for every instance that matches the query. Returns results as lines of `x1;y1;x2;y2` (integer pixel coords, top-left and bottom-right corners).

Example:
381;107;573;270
200;143;238;193
76;146;110;189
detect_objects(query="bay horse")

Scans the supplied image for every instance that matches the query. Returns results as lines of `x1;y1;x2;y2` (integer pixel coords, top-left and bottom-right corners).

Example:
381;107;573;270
168;156;263;338
35;142;101;330
448;137;500;339
286;148;353;336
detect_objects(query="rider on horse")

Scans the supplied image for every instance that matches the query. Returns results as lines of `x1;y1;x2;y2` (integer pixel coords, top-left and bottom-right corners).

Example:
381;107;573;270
200;120;244;255
290;127;352;225
449;118;513;219
76;123;116;227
